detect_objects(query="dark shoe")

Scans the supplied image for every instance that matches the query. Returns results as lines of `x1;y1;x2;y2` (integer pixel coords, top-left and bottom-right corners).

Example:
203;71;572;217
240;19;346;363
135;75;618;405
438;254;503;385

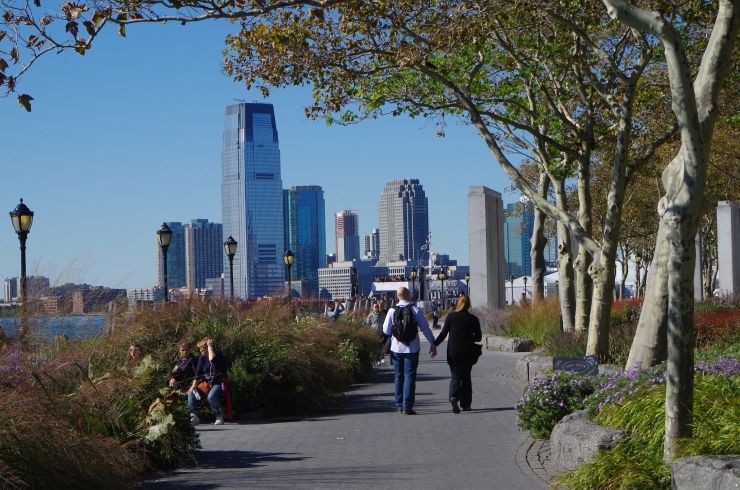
403;410;417;415
450;398;460;414
461;406;471;412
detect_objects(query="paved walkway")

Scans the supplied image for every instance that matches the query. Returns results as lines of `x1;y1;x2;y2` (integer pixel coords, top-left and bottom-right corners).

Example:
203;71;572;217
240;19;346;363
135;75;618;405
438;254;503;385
142;343;549;490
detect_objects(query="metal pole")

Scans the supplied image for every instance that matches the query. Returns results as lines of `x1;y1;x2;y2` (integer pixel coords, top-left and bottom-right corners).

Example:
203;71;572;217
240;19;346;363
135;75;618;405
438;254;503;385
162;247;169;303
19;233;28;342
287;264;292;302
228;255;235;301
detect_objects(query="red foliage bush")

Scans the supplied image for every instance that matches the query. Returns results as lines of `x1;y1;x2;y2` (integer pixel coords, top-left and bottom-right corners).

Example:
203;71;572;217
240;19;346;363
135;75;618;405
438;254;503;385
694;309;740;347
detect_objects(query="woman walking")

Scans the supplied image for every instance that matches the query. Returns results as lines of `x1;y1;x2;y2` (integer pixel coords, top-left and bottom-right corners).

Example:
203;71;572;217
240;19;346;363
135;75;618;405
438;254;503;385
432;293;482;413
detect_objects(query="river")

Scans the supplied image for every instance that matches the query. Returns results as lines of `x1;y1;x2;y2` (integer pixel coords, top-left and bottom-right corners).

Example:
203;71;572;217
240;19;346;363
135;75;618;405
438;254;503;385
0;314;108;339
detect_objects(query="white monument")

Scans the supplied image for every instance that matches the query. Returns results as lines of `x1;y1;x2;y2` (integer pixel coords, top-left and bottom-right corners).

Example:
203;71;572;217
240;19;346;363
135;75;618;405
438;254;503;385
468;186;505;310
717;201;739;295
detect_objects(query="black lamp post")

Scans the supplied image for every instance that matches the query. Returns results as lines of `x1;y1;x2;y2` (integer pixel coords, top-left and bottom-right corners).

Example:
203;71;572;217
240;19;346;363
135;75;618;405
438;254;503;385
283;249;294;301
410;268;417;301
157;223;173;302
350;266;358;300
464;272;470;294
10;198;33;343
510;274;515;305
523;275;528;296
438;269;447;307
224;235;237;301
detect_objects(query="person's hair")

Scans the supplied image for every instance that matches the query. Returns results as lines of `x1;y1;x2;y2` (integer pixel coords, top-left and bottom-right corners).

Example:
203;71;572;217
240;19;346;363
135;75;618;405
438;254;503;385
373;303;380;309
196;338;211;350
178;342;191;350
455;293;471;312
397;287;411;301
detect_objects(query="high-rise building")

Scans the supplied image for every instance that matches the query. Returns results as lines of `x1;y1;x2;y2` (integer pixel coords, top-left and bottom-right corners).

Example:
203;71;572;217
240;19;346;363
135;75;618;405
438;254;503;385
363;228;380;261
185;219;224;289
284;185;327;296
157;222;186;289
222;103;285;298
3;277;17;302
503;201;557;277
335;210;360;262
378;179;429;265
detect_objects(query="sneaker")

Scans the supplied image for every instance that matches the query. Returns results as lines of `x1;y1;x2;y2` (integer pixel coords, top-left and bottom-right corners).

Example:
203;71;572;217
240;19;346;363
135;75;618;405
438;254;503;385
190;414;201;426
403;410;417;415
214;416;224;425
450;398;461;414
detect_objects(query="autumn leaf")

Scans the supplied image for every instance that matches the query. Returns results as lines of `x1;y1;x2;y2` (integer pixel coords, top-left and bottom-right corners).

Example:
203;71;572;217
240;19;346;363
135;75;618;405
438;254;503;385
17;94;33;112
10;47;18;63
0;58;7;71
66;21;79;38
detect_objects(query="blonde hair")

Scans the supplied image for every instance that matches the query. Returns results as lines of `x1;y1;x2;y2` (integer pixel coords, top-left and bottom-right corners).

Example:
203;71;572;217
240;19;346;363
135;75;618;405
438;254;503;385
196;338;211;350
455;293;471;312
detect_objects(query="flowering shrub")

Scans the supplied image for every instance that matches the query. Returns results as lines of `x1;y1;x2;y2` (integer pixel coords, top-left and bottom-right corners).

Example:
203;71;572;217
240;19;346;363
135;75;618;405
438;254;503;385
516;372;598;438
695;309;740;347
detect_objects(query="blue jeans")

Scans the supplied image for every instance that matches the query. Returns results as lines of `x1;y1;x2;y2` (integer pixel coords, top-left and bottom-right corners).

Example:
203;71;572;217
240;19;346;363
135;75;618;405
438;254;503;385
391;352;419;412
188;383;223;418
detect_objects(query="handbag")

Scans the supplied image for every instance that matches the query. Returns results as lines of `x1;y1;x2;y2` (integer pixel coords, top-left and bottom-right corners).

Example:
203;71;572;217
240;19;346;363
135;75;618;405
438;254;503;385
471;344;483;365
196;380;212;397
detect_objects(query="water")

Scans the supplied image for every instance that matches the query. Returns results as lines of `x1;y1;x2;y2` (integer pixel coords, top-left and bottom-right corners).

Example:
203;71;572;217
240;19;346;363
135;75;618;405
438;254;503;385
0;314;108;339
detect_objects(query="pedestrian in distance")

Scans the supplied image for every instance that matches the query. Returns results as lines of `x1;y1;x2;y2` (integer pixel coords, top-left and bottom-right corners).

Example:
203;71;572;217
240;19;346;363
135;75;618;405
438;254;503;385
431;298;442;329
365;302;388;364
382;287;437;415
432;293;482;413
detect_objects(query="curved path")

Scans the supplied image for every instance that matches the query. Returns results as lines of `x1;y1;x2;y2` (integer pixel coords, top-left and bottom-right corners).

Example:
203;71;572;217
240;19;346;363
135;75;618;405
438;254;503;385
143;344;548;490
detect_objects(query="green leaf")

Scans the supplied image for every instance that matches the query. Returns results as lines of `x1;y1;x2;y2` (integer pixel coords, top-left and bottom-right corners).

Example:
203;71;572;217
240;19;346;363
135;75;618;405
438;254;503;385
17;94;33;112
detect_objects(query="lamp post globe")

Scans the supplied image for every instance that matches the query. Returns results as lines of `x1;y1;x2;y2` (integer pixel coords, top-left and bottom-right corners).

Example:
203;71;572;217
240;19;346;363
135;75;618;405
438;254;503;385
283;250;294;301
224;235;238;301
10;198;34;343
157;223;173;303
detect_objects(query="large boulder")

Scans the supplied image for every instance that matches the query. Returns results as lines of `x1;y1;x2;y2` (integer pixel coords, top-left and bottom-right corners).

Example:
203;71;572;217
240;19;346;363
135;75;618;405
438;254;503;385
483;335;534;352
550;410;628;471
672;455;740;490
515;351;554;382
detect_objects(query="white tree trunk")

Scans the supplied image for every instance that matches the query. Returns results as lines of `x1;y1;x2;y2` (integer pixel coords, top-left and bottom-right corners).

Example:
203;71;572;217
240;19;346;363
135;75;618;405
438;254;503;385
531;172;551;303
555;179;576;331
575;160;593;332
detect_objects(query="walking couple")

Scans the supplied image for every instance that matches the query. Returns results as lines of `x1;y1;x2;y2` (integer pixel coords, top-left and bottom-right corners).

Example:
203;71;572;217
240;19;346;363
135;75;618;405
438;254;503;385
382;287;482;415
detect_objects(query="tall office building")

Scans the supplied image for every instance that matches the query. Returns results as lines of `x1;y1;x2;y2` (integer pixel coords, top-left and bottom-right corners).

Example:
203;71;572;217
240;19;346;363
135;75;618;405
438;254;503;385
185;219;224;289
157;222;186;289
222;103;285;299
503;200;557;277
378;179;429;264
363;228;380;260
3;277;18;302
335;210;361;262
284;185;327;296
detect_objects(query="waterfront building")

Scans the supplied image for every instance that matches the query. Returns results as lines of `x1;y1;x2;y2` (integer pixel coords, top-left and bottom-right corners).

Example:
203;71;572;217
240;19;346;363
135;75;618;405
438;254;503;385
221;102;285;299
335;210;361;262
284;186;326;296
157;221;186;289
185;219;224;290
318;259;375;300
378;179;429;265
363;228;380;260
504;200;558;278
3;277;17;302
127;287;165;304
205;277;224;300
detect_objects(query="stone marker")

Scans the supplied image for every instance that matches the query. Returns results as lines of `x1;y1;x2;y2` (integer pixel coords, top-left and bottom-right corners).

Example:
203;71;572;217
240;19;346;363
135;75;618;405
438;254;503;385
717;201;739;295
553;355;599;376
468;186;506;310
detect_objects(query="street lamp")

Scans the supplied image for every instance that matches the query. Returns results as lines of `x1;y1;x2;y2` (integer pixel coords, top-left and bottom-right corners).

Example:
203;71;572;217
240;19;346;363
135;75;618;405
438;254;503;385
283;249;294;301
157;223;173;302
522;276;528;305
10;198;33;343
224;235;237;301
437;269;447;307
464;272;470;295
510;274;515;305
410;268;417;301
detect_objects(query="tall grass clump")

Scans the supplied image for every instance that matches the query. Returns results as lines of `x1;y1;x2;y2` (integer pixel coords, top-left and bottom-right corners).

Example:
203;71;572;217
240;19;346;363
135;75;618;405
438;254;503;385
560;369;740;490
497;297;560;345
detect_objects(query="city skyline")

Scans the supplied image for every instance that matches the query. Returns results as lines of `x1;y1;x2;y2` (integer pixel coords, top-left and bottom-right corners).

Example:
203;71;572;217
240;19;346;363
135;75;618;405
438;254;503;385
0;22;517;291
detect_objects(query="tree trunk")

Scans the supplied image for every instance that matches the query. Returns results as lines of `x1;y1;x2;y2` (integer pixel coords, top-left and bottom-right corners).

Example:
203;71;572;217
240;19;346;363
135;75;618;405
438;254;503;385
574;160;593;332
620;245;630;299
554;179;576;331
531;172;551;303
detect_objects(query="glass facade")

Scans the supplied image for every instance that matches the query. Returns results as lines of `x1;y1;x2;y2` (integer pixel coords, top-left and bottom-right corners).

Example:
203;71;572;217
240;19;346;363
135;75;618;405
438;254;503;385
283;185;326;296
222;103;284;299
504;201;557;277
335;210;361;262
158;222;186;289
185;219;223;289
378;179;429;265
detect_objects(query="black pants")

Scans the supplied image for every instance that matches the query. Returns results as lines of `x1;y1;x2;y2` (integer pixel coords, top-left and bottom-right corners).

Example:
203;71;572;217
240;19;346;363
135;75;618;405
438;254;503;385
448;361;473;408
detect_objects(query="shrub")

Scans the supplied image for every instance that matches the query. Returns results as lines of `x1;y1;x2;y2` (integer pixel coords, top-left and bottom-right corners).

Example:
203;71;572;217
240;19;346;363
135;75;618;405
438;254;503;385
515;371;598;438
498;298;560;345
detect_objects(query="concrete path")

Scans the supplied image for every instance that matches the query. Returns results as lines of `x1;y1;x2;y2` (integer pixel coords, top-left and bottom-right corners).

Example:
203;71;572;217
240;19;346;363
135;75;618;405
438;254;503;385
142;344;548;490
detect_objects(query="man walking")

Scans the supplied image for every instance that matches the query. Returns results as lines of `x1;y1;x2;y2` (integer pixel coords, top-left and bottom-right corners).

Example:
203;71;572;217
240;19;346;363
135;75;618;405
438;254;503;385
383;287;437;415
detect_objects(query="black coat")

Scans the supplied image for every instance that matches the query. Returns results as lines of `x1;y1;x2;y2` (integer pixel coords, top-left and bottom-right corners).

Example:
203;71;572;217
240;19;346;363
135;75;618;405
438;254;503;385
433;311;482;366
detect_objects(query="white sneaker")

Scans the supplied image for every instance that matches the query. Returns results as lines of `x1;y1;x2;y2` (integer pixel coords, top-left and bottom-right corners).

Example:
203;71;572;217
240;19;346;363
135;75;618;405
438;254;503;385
214;416;224;425
190;414;201;426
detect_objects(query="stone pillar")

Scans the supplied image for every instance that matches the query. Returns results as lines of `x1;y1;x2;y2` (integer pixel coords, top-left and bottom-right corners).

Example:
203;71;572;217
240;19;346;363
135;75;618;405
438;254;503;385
468;186;505;310
717;201;739;295
694;231;703;301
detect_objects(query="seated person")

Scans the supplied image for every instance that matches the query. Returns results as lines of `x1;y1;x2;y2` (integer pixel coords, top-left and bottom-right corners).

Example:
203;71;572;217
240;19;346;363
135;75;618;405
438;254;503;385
168;342;196;390
187;338;227;426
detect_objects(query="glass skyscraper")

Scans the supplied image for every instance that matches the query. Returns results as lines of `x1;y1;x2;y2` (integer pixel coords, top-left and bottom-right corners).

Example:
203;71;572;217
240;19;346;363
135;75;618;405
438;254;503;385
222;103;284;299
158;221;186;289
283;185;327;296
335;210;361;262
185;219;224;289
378;179;429;265
504;201;557;277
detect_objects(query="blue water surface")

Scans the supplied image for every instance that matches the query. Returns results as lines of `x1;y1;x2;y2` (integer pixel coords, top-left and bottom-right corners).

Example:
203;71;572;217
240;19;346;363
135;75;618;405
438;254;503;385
0;314;107;339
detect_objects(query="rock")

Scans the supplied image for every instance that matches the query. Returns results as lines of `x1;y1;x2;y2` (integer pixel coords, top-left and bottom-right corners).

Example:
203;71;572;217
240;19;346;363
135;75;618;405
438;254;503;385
671;455;740;490
483;335;534;352
515;351;554;382
550;410;628;471
598;364;623;377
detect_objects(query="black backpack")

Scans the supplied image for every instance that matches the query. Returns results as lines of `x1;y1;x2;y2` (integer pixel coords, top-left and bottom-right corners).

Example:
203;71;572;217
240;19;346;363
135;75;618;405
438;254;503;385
392;304;419;344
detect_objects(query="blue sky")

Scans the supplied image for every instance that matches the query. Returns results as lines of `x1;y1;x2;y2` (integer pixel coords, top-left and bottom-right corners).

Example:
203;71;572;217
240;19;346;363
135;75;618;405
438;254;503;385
0;20;515;292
